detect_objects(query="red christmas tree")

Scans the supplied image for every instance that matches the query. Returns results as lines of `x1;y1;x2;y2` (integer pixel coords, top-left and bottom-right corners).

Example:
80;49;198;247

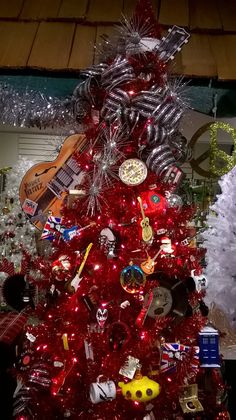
12;2;229;419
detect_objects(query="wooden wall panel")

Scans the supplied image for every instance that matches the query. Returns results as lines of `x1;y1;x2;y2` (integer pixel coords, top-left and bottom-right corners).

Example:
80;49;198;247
159;0;189;27
217;0;236;31
0;0;23;18
20;0;61;19
0;22;37;67
68;25;96;69
210;35;236;80
58;0;87;19
179;34;217;77
94;25;115;63
27;22;75;69
87;0;123;22
189;0;222;30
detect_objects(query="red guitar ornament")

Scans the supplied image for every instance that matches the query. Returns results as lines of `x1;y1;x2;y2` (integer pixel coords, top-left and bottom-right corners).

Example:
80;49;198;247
19;134;87;229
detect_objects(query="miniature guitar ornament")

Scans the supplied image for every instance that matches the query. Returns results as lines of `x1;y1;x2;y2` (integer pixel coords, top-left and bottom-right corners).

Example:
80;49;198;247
156;25;190;62
51;360;75;396
19;134;87;230
135;290;154;328
65;243;93;294
137;196;153;243
141;249;161;275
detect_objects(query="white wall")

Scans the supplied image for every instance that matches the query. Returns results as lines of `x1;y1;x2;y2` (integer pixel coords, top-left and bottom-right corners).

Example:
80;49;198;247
0;110;235;177
0;131;19;167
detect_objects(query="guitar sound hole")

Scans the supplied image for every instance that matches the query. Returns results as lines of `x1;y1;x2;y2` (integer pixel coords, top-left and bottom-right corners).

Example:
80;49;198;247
35;166;57;176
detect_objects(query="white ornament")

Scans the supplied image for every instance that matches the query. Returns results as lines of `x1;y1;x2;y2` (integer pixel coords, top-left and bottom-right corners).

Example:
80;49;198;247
26;332;36;342
96;308;108;329
99;227;116;258
160;237;175;256
90;376;116;404
120;300;130;309
191;269;208;292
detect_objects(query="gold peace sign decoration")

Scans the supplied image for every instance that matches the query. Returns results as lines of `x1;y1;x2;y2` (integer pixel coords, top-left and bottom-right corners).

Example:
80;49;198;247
210;122;236;177
189;122;236;178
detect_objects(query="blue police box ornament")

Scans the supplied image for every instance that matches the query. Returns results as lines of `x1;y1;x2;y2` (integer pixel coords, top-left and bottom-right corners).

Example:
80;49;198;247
199;325;220;368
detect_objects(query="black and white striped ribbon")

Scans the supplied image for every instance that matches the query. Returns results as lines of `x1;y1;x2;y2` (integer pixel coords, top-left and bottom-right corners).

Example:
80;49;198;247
101;56;135;90
146;144;176;176
80;63;108;78
145;123;175;146
169;132;190;164
101;88;130;122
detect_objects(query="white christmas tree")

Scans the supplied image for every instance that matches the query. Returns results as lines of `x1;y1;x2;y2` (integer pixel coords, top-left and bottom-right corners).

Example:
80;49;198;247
0;157;37;267
203;165;236;328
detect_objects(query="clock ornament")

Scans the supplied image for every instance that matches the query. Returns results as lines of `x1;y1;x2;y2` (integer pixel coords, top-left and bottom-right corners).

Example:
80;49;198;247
119;158;147;186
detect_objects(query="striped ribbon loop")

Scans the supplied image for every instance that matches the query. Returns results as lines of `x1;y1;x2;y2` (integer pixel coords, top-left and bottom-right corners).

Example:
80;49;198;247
146;144;176;176
169;132;191;164
101;88;130;122
101;56;135;90
80;63;108;78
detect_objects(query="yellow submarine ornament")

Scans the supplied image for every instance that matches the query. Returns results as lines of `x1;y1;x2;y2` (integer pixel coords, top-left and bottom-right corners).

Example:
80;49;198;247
118;371;160;403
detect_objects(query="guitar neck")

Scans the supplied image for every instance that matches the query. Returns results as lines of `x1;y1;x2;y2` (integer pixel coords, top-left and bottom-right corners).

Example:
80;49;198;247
153;249;161;262
156;25;190;62
137;196;145;220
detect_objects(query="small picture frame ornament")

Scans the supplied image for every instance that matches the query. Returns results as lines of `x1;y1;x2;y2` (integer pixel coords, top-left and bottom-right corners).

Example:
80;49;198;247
179;384;203;414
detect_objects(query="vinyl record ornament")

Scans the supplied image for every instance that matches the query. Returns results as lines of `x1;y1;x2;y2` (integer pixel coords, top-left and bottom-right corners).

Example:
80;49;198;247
144;275;188;319
3;274;35;311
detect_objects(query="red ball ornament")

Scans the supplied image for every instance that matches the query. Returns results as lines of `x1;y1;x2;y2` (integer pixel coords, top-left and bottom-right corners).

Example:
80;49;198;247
139;190;166;216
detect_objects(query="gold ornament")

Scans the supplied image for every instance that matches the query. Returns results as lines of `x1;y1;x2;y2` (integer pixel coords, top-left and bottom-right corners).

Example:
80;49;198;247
0;166;11;175
179;384;203;414
210;122;236;176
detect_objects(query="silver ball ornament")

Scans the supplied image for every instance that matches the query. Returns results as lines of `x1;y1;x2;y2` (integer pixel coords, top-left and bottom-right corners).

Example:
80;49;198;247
166;194;183;211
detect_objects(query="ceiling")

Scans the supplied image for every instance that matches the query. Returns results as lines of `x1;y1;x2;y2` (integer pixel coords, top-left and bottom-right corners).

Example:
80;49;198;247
0;0;236;80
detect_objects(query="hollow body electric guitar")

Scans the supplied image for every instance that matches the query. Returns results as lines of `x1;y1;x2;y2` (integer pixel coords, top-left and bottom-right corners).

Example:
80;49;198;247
19;134;86;230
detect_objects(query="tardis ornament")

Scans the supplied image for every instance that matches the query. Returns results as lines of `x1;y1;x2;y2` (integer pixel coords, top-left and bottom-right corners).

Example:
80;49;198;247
199;325;221;368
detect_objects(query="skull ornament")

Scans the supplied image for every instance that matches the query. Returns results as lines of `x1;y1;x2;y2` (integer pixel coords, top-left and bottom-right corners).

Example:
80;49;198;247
191;269;208;292
96;308;108;329
99;227;116;258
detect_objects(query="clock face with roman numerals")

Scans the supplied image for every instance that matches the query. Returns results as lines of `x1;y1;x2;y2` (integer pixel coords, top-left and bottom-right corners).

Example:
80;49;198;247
119;159;147;186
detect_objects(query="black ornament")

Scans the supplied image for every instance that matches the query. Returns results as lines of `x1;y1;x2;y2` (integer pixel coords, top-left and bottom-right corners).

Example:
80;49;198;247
3;274;35;311
108;321;130;351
